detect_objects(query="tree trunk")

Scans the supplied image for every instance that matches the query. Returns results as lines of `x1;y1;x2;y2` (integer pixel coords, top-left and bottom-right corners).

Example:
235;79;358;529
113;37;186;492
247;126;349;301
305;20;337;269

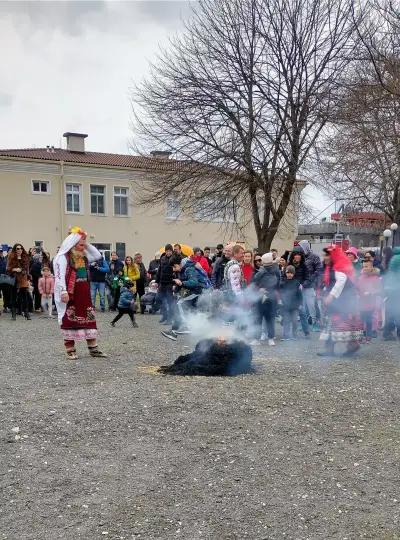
256;227;277;253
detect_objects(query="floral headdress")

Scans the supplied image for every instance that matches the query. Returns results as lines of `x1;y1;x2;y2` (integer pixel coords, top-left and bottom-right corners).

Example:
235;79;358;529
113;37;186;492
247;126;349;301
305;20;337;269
68;226;87;238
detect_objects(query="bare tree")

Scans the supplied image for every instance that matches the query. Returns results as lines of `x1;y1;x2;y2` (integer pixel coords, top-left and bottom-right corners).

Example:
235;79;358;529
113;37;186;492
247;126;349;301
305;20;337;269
354;0;400;96
131;0;355;251
317;62;400;223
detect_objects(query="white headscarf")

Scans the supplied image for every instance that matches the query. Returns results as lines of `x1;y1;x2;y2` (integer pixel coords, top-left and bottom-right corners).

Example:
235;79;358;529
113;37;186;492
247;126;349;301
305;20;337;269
53;232;82;268
53;229;101;324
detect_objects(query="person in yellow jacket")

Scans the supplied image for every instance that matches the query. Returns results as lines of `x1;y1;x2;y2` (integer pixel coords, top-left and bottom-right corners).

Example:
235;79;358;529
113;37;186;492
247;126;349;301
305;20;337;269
123;256;140;291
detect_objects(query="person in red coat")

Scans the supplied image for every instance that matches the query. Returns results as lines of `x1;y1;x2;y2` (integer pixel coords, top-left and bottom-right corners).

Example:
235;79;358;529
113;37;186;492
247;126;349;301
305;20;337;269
242;250;254;286
192;247;211;276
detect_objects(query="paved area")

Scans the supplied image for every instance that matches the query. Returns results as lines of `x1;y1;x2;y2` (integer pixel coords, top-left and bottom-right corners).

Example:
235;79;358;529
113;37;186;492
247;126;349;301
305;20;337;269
1;311;400;539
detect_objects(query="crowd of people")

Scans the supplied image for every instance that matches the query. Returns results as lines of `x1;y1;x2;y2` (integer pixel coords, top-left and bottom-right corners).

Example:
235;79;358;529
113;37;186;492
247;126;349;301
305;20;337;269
1;234;399;359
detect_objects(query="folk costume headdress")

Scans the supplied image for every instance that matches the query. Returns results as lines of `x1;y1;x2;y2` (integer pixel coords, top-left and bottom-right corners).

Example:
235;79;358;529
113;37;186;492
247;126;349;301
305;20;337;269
54;226;87;264
53;227;100;324
323;245;354;287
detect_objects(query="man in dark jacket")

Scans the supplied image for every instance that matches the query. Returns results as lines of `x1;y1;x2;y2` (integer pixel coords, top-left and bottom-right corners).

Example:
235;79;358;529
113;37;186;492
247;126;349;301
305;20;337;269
156;244;179;323
148;254;161;281
288;247;311;336
106;251;124;311
211;244;232;289
299;240;323;331
90;256;110;312
280;265;303;340
212;244;224;264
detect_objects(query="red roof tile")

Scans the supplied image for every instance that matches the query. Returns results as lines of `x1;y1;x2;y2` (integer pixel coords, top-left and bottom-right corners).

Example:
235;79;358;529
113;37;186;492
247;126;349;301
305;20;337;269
0;147;186;171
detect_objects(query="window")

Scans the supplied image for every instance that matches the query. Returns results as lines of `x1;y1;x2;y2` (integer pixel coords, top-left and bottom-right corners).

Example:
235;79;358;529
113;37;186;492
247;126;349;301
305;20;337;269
92;243;111;261
115;242;126;260
90;185;105;215
165;193;182;220
65;183;82;213
114;186;128;216
32;180;50;194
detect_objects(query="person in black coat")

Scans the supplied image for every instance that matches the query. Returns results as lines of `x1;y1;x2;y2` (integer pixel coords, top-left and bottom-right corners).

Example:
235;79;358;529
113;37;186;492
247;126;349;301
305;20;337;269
156;245;181;323
280;265;303;340
211;244;232;289
134;253;147;300
148;254;161;281
252;252;280;345
288;247;311;336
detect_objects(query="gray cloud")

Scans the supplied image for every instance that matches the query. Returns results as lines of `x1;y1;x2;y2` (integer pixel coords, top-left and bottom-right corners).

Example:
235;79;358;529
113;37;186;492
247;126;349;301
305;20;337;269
0;1;195;37
0;0;194;153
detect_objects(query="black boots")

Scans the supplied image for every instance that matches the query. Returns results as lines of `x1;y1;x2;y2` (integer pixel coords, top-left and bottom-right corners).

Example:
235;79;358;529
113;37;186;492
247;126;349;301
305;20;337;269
11;308;16;321
24;312;31;320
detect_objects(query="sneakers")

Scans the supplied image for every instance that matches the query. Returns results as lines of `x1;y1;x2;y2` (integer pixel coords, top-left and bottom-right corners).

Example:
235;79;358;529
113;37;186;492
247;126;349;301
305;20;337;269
268;339;276;346
161;330;177;341
249;339;259;346
66;350;78;360
132;321;139;328
260;333;267;341
174;327;191;335
110;321;115;327
281;337;290;341
311;323;321;332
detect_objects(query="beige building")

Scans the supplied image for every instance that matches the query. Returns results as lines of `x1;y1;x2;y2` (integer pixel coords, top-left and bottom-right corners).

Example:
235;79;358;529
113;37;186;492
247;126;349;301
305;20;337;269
0;132;299;263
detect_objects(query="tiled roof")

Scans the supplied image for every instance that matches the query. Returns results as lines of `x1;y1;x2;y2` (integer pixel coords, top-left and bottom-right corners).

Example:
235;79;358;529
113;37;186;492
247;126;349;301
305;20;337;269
0;148;186;171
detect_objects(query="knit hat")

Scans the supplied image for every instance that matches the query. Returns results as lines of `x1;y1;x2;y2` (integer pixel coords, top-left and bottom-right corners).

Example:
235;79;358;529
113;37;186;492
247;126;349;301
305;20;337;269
261;252;274;266
286;265;295;274
345;247;359;259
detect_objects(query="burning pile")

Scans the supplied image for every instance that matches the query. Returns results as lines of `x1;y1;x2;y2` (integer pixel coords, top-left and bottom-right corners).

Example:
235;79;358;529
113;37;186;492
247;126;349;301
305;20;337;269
158;338;253;376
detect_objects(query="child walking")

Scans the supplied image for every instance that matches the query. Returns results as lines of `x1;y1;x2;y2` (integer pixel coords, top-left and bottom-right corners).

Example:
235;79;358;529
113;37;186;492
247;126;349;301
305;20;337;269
279;265;303;340
38;266;55;318
110;280;138;327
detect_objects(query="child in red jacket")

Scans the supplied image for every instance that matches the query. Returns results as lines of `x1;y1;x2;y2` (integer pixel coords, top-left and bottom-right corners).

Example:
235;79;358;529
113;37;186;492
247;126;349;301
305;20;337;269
358;258;382;342
38;266;55;318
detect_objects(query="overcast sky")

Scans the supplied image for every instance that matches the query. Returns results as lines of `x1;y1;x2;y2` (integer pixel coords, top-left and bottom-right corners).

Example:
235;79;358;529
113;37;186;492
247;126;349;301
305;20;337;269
0;0;330;218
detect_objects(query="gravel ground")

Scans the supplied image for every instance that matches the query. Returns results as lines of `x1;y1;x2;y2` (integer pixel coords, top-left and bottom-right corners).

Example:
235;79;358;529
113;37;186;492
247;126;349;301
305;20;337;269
1;311;400;540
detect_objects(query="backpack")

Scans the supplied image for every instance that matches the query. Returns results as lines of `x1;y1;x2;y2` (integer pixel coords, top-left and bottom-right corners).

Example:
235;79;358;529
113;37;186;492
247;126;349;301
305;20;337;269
196;267;212;290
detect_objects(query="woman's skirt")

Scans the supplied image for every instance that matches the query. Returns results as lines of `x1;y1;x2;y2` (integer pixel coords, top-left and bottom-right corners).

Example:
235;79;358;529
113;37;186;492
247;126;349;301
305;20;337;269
61;280;98;341
320;312;363;343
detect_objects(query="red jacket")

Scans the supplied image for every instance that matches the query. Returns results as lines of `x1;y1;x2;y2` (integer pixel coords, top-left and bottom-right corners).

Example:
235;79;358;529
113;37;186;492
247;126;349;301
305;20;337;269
242;263;254;286
192;255;211;276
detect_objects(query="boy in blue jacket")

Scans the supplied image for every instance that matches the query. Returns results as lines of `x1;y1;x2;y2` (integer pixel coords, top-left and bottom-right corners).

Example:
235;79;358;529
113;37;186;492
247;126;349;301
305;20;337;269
110;279;138;327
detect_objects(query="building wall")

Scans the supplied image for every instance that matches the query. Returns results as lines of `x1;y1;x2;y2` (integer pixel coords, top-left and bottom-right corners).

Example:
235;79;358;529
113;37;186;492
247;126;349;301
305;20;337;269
0;158;299;263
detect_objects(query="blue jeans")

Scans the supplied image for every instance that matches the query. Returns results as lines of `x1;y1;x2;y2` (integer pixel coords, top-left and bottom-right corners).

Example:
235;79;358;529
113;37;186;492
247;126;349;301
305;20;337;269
158;287;174;321
90;282;106;310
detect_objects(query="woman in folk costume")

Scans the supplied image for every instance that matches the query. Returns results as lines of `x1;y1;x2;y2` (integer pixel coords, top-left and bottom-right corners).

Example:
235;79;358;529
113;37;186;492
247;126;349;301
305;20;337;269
318;245;363;357
54;227;107;360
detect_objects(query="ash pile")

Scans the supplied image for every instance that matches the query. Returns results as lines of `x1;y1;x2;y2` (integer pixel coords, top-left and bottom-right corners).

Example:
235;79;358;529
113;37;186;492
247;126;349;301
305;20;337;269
158;338;253;376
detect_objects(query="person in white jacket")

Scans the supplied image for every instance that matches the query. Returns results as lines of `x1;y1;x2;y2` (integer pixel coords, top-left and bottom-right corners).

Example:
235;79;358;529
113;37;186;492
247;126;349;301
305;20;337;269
53;226;107;360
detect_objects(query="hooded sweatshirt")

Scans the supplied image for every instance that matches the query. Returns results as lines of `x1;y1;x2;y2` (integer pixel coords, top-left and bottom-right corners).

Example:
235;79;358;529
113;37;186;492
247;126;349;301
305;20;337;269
298;240;322;288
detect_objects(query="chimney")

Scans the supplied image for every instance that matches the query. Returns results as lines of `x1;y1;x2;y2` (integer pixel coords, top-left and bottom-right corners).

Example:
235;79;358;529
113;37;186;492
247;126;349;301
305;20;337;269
150;150;172;159
63;132;88;153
